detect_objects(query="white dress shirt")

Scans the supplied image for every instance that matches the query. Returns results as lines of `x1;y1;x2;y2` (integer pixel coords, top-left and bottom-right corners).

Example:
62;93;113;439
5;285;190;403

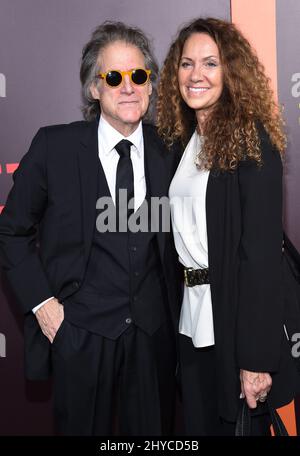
98;115;146;210
169;130;215;347
33;115;146;313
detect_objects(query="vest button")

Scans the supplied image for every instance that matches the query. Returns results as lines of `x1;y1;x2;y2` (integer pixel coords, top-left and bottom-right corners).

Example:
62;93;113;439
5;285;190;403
130;246;137;252
73;281;80;288
134;271;140;277
125;318;132;324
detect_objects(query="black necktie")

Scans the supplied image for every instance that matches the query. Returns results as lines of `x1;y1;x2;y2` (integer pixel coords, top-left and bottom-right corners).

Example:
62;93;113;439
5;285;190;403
115;139;134;229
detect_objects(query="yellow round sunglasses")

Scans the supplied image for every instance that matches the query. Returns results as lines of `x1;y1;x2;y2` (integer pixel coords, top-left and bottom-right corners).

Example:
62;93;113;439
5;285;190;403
97;68;151;87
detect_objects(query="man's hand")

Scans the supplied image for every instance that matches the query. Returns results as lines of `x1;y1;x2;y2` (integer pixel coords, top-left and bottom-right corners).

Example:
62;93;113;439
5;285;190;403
35;298;64;343
240;369;272;409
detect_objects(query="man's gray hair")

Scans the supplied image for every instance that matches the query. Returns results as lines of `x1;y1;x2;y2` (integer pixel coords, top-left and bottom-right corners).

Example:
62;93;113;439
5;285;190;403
80;21;158;122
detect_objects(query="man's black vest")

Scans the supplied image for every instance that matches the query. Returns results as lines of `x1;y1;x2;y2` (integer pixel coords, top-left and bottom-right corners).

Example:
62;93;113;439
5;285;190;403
64;155;168;338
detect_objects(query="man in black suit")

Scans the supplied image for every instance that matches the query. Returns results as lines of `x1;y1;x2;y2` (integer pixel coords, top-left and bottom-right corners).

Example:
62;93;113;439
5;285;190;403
0;21;181;435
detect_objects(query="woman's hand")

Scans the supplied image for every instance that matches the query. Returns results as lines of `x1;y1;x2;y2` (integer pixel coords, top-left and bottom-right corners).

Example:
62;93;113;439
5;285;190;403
240;369;272;408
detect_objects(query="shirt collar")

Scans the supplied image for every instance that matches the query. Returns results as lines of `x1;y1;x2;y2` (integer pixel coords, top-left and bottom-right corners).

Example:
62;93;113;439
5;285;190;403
99;115;143;157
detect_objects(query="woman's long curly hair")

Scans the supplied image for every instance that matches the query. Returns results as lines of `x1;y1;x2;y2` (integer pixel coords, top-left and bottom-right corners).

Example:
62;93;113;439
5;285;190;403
157;18;286;170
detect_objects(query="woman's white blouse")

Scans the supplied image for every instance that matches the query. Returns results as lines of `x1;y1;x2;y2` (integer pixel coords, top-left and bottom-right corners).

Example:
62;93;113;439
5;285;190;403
169;130;215;347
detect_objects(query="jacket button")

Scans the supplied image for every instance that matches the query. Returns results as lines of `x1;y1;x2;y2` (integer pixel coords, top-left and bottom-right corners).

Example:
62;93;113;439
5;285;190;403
125;318;132;324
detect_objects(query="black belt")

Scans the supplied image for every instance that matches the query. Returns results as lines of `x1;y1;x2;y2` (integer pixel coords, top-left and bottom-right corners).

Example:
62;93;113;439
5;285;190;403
184;267;210;287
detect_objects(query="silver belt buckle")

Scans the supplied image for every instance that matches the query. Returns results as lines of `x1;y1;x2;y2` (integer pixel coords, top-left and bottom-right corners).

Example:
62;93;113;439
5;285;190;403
184;268;194;287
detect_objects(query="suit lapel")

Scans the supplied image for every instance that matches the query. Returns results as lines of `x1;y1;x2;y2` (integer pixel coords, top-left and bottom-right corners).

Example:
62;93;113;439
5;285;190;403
77;119;99;263
77;122;170;262
143;125;169;259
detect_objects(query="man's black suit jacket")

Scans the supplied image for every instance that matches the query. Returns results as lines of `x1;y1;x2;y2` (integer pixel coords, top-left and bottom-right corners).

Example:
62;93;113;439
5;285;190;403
0;120;182;380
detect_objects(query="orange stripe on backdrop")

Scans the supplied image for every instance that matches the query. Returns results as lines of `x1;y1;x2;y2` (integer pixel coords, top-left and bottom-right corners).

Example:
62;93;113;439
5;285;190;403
6;163;19;174
231;0;297;436
270;401;297;437
231;0;278;100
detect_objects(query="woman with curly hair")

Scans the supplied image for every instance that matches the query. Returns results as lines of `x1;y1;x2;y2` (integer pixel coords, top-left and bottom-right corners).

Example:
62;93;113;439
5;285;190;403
157;17;298;435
